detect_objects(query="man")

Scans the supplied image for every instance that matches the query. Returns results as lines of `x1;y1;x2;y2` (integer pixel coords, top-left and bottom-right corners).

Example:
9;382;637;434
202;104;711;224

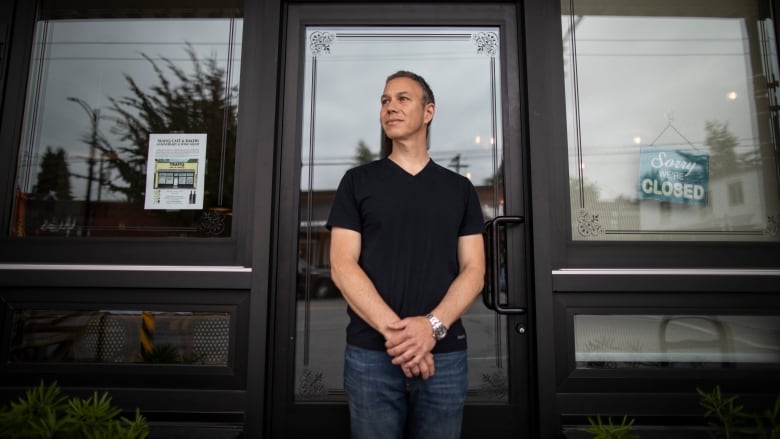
327;70;486;439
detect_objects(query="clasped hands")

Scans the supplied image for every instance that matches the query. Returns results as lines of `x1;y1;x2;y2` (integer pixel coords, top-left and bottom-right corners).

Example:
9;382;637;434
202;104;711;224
384;315;437;380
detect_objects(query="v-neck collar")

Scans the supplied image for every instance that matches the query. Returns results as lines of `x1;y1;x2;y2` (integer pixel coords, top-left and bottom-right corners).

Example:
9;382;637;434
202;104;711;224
385;157;432;177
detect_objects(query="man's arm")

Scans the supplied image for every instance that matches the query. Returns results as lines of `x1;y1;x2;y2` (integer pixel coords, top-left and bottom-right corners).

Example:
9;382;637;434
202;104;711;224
330;227;399;338
330;227;436;378
385;233;485;368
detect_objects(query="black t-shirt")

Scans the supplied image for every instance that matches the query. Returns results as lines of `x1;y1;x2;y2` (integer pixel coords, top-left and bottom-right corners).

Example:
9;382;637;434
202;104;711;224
326;158;485;353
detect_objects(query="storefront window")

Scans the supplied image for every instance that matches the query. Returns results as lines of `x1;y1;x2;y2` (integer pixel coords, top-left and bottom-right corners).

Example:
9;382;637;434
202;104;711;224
10;3;242;238
562;0;780;241
575;314;780;368
10;309;231;365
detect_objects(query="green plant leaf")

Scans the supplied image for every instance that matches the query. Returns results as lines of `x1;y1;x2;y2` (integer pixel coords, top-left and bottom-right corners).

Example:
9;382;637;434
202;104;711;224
585;414;638;438
0;381;149;439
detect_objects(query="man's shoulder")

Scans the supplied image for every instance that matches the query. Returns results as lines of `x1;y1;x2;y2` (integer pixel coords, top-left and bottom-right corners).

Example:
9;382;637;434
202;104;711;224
346;159;387;176
341;159;393;187
428;160;474;185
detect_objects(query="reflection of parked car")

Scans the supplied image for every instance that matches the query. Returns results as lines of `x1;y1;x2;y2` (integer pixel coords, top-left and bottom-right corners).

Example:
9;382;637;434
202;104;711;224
297;261;340;299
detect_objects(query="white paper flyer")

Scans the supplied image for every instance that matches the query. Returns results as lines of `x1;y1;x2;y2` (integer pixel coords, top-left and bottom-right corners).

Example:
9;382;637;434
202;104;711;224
143;133;207;210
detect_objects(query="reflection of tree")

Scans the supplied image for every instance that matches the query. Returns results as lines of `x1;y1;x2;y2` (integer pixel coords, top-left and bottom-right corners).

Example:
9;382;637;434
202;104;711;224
571;176;638;208
33;147;73;200
352;140;377;166
106;45;238;205
570;176;601;206
705;120;745;179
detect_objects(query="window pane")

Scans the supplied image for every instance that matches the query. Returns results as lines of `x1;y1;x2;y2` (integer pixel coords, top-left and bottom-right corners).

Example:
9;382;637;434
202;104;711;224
11;8;242;238
575;315;780;368
295;27;508;403
562;0;780;241
11;309;231;365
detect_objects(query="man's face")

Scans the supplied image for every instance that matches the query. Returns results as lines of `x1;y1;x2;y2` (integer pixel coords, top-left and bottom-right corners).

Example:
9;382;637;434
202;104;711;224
380;76;434;144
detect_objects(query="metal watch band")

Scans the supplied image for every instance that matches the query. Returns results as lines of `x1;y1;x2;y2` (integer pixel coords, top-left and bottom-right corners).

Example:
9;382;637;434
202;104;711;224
426;313;448;340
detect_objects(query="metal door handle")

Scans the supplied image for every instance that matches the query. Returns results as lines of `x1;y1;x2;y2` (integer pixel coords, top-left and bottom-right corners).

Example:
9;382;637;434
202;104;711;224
482;215;526;315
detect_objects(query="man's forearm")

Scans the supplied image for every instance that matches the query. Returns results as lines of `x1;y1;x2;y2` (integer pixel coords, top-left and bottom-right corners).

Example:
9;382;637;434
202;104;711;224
429;264;485;329
331;259;399;340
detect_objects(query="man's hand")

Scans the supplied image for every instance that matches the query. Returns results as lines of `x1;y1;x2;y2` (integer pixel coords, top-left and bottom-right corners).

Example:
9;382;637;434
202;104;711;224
385;316;437;379
401;352;435;379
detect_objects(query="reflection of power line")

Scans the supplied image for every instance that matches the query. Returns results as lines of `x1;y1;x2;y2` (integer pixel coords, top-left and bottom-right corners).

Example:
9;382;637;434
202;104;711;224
48;37;746;45
301;151;492;166
568;140;762;154
301;161;354;167
300;152;494;168
40;57;240;62
569;52;747;57
575;38;746;43
47;41;238;46
304;148;494;162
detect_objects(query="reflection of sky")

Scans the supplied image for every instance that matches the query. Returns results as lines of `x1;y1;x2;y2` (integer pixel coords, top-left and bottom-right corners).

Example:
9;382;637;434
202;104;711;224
21;15;775;204
18;19;242;200
563;15;766;201
301;28;503;191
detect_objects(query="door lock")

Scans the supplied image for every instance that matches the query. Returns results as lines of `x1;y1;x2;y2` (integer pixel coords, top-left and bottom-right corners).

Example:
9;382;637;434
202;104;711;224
515;323;526;335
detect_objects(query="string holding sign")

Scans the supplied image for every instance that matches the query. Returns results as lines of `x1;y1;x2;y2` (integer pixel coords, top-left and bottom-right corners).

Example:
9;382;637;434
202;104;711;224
646;112;700;150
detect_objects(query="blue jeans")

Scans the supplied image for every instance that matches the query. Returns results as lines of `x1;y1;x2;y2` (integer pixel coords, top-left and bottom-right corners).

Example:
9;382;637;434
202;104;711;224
344;345;468;439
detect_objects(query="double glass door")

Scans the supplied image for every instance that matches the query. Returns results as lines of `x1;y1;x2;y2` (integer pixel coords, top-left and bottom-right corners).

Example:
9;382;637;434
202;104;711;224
272;4;531;437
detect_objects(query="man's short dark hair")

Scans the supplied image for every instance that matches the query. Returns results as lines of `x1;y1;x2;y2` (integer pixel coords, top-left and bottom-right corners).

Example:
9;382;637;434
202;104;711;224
386;70;435;106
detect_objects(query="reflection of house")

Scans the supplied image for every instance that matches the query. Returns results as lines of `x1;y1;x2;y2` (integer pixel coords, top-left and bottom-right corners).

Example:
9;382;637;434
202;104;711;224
298;185;501;269
640;169;766;233
573;168;770;239
298;189;336;270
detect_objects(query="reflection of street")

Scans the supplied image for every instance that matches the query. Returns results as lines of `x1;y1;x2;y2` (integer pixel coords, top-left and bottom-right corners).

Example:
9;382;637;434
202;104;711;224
11;310;230;365
462;301;510;400
296;298;348;398
295;298;509;401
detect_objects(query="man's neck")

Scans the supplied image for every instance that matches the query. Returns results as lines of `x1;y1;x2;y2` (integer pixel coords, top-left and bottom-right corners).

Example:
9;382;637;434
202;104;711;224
388;140;429;175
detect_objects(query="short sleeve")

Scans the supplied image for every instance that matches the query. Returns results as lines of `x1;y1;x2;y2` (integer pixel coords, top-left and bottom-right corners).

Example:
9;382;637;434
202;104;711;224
459;182;485;236
326;170;362;233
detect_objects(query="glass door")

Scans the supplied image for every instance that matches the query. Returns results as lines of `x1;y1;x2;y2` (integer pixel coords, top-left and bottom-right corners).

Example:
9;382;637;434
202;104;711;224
272;4;531;437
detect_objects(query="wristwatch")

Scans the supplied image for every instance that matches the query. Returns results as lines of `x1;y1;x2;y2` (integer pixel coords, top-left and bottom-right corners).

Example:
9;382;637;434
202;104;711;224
426;313;448;341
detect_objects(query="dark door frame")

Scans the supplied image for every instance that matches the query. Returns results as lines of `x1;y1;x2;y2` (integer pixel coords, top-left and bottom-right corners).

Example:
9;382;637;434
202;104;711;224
263;2;536;437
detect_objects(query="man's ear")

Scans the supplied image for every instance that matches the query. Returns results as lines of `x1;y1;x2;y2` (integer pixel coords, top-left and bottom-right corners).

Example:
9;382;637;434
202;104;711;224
424;103;435;124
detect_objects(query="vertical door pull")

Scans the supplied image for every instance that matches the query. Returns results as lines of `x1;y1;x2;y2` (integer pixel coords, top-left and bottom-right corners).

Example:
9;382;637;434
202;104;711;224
482;215;526;315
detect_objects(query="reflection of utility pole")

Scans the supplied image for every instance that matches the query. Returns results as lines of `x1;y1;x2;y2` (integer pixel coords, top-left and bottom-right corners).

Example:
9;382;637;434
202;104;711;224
97;151;107;202
97;152;103;203
67;97;99;234
449;153;469;175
